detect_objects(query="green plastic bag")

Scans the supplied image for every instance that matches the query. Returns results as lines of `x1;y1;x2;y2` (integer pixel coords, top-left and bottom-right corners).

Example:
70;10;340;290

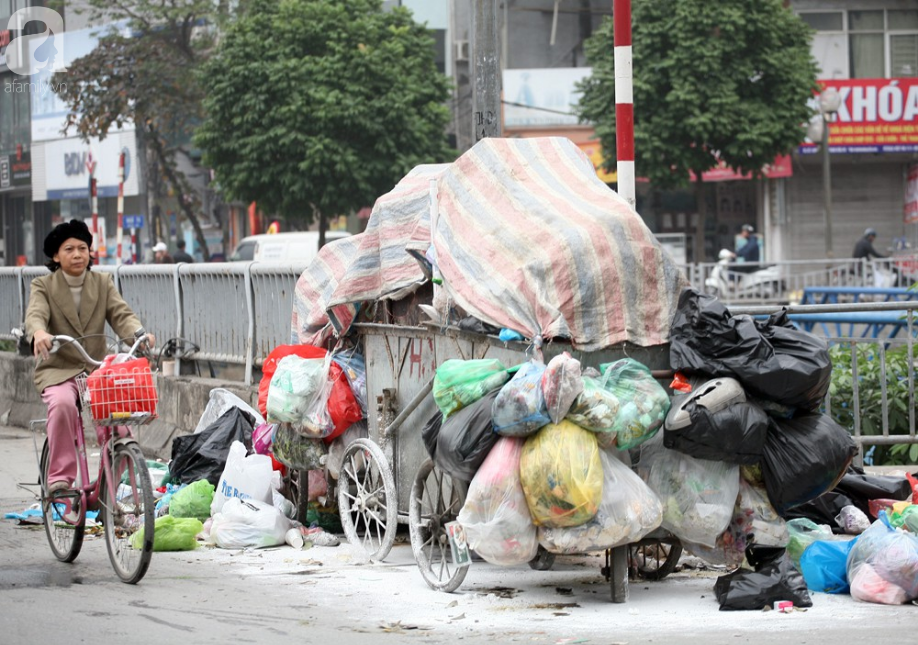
433;358;509;419
169;479;216;521
597;358;671;450
786;517;835;568
889;504;918;533
131;514;203;551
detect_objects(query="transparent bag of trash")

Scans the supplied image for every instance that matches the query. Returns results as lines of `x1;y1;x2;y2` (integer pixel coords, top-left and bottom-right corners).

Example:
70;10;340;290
538;448;662;554
457;436;538;566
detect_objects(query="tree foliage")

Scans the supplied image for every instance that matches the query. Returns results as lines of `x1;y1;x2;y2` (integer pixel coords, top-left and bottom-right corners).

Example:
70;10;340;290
578;0;819;187
194;0;453;231
52;1;233;260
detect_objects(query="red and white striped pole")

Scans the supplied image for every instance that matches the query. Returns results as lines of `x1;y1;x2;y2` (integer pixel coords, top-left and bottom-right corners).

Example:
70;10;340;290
115;151;125;266
613;0;635;209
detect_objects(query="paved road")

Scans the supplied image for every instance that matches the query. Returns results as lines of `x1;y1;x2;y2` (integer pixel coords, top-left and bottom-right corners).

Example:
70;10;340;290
0;425;915;645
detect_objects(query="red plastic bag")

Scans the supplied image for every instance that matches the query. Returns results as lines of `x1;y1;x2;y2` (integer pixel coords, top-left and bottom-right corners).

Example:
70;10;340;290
258;344;361;442
907;473;918;504
868;498;901;519
259;345;327;417
86;356;157;421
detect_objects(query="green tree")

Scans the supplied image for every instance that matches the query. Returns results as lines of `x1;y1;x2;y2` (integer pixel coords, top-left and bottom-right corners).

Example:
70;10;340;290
52;1;241;260
578;0;819;262
194;0;453;244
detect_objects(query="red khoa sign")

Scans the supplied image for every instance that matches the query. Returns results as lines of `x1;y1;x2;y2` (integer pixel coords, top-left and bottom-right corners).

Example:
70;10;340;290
800;78;918;155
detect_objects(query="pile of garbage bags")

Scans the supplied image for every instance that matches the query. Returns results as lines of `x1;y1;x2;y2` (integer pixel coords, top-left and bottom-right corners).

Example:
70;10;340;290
146;345;371;551
654;290;857;566
426;352;669;565
663;288;918;606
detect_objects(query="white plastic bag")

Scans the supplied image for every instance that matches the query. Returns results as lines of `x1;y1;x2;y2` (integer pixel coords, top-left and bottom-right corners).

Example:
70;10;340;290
457;436;538;566
211;441;277;516
644;434;740;548
194;388;265;434
326;420;369;480
298;354;336;438
538;448;663;554
266;355;327;425
541;352;584;425
209;497;294;549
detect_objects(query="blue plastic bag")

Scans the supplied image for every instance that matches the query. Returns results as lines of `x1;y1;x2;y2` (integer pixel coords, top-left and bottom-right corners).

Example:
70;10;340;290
800;538;859;594
491;361;550;437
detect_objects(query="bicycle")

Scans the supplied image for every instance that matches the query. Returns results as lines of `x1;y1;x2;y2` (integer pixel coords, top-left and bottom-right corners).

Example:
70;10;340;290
34;333;158;584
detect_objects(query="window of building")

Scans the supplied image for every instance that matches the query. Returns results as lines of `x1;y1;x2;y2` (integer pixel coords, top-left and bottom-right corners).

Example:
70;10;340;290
799;8;918;79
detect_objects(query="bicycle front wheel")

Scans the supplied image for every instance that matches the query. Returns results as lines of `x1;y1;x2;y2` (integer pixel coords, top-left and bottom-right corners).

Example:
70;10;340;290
39;439;85;562
102;441;154;584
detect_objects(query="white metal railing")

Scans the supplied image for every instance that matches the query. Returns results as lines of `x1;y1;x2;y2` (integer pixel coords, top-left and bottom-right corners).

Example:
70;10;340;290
0;262;308;384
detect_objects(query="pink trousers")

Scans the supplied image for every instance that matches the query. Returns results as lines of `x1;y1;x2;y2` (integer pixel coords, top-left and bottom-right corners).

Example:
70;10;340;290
41;379;127;486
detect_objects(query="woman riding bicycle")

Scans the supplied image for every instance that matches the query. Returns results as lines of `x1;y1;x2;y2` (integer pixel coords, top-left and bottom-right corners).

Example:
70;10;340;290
25;219;155;516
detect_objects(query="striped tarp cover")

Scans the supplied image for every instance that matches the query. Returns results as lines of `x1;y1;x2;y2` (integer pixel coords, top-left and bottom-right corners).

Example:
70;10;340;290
431;137;687;350
325;164;449;330
291;235;362;347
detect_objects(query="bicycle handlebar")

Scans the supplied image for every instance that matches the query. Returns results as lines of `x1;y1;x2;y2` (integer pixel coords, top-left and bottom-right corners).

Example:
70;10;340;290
49;334;153;368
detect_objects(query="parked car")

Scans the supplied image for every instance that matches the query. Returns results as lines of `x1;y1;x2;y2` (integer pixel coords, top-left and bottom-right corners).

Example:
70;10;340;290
229;231;351;264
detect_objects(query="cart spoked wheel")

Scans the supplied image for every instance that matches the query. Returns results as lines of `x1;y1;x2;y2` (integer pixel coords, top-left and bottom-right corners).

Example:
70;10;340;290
337;438;397;561
408;458;469;593
528;545;556;571
628;541;682;581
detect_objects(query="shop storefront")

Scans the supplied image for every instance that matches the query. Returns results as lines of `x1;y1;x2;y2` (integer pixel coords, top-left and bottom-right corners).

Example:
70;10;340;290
777;77;918;261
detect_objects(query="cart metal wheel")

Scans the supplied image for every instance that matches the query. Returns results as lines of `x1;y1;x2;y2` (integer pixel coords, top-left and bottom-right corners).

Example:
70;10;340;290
528;545;556;571
629;541;683;581
408;458;469;593
337;438;397;561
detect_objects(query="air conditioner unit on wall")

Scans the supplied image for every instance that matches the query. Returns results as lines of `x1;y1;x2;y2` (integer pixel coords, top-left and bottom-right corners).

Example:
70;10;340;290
454;40;469;62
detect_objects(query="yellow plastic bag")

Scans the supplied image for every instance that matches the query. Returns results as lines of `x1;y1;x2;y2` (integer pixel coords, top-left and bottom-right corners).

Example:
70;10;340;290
519;420;602;528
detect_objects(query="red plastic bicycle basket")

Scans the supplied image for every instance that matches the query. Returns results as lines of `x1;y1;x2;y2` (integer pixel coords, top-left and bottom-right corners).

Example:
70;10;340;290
85;356;158;423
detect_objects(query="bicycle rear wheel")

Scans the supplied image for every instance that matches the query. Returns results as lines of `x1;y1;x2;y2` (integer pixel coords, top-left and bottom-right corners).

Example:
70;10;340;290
39;439;85;562
102;441;154;584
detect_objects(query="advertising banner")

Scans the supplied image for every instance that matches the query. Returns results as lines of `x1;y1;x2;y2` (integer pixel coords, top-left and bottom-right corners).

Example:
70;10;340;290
799;78;918;155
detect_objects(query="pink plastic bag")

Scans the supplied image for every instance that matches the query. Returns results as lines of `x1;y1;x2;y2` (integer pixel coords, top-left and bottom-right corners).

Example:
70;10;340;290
253;423;276;455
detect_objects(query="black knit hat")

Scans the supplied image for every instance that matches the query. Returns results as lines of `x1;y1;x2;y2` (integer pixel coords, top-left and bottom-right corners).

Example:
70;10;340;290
43;219;93;258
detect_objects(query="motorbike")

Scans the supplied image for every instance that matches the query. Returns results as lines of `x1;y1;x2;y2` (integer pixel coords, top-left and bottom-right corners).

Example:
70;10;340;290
704;249;785;300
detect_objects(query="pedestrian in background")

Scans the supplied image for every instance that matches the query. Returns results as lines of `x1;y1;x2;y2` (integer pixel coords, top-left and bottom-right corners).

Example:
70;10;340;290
852;228;887;260
152;242;174;264
731;224;760;273
173;239;194;263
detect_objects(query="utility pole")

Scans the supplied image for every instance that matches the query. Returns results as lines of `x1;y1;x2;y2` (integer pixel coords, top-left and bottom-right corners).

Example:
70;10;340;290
472;0;500;141
613;0;635;210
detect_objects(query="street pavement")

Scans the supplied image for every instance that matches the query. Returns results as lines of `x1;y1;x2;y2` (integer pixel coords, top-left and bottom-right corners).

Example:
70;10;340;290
0;425;915;645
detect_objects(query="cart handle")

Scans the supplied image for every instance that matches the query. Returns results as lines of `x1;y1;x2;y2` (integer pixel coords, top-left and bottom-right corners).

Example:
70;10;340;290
382;376;435;438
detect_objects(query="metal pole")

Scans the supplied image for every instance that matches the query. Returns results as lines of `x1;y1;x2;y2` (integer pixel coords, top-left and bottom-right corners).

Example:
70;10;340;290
613;0;635;209
823;115;833;258
116;152;125;266
472;0;500;141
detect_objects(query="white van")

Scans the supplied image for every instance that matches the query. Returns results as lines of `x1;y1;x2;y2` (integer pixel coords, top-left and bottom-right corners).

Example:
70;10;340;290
229;231;351;264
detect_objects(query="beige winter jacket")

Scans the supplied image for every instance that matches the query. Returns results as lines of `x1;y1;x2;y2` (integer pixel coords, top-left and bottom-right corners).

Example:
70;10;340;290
25;269;142;393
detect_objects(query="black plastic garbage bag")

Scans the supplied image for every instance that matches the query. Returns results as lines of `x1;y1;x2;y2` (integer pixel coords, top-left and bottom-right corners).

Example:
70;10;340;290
784;491;858;530
664;396;769;465
836;468;914;509
421;410;443;461
761;412;858;517
714;545;813;610
169;407;255;485
669;289;832;410
435;388;501;482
